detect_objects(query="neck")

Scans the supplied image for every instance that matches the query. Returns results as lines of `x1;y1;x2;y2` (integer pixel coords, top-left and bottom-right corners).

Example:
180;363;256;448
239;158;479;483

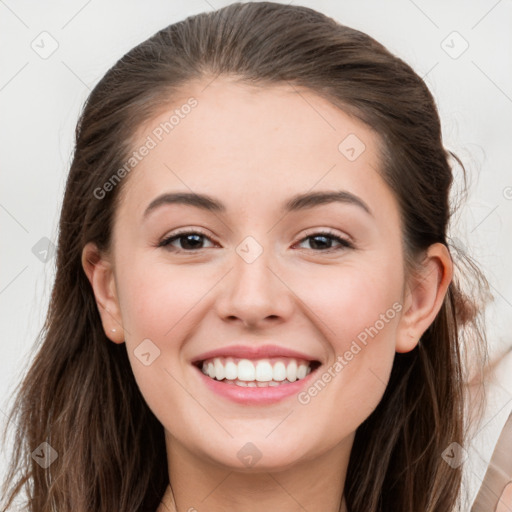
158;484;349;511
156;432;353;512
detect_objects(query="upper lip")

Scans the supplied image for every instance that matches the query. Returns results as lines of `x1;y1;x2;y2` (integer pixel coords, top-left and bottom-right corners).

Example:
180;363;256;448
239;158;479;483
191;344;321;365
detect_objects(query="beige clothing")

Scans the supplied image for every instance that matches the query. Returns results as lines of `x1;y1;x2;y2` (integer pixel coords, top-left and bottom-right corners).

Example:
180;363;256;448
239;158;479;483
471;411;512;511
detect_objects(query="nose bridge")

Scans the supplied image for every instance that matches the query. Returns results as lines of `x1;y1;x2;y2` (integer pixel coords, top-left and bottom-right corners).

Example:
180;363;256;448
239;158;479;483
215;235;292;325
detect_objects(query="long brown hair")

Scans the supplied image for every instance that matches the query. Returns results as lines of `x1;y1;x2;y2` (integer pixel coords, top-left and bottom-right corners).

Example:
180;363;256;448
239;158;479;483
1;2;490;511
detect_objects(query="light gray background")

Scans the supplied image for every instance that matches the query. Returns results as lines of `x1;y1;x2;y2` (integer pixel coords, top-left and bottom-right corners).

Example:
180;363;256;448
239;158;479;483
1;0;511;508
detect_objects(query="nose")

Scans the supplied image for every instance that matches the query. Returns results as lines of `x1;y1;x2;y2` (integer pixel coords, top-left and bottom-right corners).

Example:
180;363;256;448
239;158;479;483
214;246;294;329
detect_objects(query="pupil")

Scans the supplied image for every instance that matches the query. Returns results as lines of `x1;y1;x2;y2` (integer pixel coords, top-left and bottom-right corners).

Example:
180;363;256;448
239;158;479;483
310;235;330;250
182;234;202;250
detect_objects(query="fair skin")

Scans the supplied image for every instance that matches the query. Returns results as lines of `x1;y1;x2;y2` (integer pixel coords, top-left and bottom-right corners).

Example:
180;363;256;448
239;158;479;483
82;76;452;512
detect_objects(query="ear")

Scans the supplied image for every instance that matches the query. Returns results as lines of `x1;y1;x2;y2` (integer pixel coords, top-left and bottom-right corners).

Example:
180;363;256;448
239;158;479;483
81;242;125;344
395;243;453;353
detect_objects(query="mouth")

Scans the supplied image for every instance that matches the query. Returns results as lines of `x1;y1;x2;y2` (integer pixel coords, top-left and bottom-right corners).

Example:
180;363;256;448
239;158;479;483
192;356;322;388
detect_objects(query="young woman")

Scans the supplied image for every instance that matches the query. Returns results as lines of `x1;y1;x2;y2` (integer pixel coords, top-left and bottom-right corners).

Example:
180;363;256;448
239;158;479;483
1;2;493;511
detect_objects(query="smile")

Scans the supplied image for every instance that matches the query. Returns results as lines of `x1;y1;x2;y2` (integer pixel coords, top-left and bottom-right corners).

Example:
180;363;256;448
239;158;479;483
192;356;322;404
197;357;320;387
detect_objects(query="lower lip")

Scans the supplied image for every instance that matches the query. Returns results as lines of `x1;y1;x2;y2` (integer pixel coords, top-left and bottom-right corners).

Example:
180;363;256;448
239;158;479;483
193;364;319;405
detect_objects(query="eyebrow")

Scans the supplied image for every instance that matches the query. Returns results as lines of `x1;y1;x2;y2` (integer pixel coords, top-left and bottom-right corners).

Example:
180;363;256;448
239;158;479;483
143;190;372;219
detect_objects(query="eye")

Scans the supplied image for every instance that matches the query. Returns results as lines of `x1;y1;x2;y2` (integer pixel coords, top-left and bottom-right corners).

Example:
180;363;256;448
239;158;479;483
295;231;354;252
158;230;217;252
157;229;354;253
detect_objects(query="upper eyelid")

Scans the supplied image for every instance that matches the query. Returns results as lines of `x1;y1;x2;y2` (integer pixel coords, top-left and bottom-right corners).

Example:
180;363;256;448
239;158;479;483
300;227;353;242
158;228;217;246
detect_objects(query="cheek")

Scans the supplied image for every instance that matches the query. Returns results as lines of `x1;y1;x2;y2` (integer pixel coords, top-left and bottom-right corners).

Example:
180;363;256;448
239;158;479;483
299;261;403;351
115;260;212;410
294;262;402;422
118;258;211;337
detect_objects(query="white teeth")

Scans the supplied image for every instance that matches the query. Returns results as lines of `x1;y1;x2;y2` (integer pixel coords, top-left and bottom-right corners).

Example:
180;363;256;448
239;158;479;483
255;360;273;381
297;364;307;380
225;379;295;387
273;362;287;381
214;359;225;380
286;360;297;382
238;359;255;381
224;360;238;380
200;357;313;384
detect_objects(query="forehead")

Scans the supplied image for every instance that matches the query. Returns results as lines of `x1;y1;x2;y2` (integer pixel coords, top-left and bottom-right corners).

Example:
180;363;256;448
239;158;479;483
116;76;394;222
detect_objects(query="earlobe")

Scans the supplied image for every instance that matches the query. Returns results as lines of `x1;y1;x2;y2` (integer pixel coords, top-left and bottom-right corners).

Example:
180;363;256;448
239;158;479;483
81;242;125;344
395;243;453;353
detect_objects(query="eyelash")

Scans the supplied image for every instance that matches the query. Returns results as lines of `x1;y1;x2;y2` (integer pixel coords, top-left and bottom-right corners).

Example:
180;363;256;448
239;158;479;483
157;228;354;253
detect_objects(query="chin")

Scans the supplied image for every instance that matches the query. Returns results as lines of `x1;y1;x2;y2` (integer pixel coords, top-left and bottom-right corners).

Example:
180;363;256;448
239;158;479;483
199;437;313;472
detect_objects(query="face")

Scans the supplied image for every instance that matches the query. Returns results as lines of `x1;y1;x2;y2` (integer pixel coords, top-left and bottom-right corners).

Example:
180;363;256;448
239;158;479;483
96;76;413;471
